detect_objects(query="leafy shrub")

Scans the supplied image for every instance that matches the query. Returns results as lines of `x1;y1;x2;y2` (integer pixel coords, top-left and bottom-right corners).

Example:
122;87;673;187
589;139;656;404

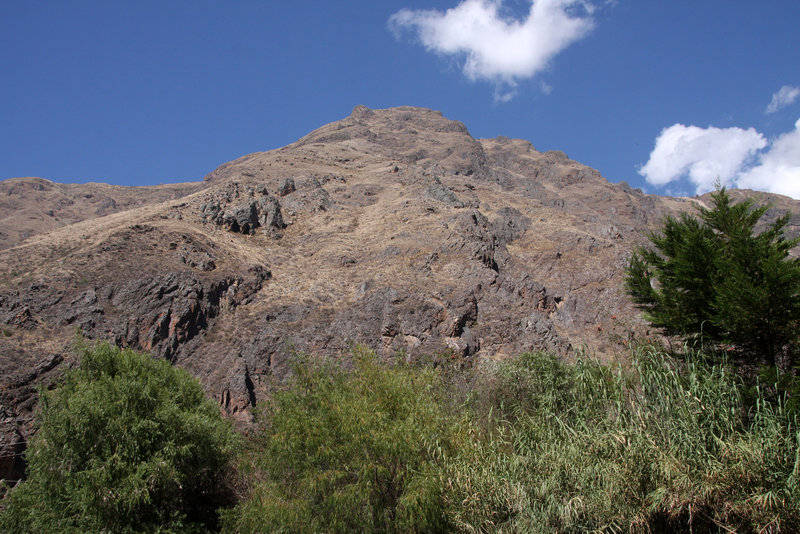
221;346;455;533
0;341;238;533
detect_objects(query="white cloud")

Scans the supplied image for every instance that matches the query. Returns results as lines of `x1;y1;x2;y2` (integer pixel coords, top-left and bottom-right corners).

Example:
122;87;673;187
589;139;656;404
389;0;594;100
640;119;800;199
638;124;766;193
738;119;800;198
766;85;800;114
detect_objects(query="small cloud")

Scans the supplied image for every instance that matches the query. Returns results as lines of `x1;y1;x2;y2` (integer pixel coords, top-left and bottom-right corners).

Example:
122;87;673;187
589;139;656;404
766;85;800;114
639;118;800;199
389;0;595;100
638;124;766;194
494;87;518;103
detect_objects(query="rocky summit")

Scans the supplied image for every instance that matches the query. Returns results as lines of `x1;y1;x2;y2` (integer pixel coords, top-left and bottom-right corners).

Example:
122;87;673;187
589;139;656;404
2;105;799;481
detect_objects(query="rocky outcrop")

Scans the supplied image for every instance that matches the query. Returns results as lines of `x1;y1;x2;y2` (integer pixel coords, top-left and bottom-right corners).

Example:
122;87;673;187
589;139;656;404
0;410;26;483
0;221;272;478
108;267;270;361
427;177;468;208
201;182;285;235
0;349;64;482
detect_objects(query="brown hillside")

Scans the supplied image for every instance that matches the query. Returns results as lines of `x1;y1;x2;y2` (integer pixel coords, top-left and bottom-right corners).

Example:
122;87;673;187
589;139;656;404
2;105;798;481
0;177;204;250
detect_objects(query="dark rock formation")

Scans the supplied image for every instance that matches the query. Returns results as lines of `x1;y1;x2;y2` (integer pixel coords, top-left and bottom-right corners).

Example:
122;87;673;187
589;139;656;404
201;182;285;235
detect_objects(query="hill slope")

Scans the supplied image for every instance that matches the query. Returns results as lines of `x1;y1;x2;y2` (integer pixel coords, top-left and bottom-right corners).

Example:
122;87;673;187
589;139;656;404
2;105;798;480
0;177;204;250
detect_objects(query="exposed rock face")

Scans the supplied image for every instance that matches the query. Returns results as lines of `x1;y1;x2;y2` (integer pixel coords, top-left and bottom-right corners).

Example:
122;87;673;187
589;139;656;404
200;182;285;235
2;105;799;480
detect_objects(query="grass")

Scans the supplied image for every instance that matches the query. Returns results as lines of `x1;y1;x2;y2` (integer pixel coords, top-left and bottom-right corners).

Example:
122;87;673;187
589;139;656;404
445;345;800;532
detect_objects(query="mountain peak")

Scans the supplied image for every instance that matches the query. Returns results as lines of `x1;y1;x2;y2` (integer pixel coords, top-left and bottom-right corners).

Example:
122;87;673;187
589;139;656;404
203;106;483;184
295;105;471;146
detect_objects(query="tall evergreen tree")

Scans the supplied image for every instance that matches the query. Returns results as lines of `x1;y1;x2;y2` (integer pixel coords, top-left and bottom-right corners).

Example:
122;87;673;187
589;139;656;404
626;188;800;367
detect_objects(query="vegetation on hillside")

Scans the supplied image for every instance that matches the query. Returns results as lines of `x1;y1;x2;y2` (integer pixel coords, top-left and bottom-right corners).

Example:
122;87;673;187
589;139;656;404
0;342;238;533
2;343;798;533
220;347;455;533
221;346;800;533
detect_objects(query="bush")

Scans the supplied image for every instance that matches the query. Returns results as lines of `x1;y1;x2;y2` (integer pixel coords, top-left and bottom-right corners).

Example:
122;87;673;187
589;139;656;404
221;346;454;533
625;188;800;368
0;341;238;533
441;348;800;532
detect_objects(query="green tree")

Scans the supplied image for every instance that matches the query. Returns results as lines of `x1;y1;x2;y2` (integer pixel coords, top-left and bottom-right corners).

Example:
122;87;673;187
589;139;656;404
221;346;453;533
0;341;238;533
626;188;800;367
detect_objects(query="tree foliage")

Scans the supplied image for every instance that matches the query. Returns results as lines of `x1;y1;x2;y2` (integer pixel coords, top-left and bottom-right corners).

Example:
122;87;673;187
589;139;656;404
626;188;800;366
220;346;455;533
0;341;238;533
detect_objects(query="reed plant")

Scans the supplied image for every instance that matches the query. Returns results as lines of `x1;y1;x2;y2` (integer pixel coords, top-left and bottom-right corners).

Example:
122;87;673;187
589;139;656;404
443;345;800;532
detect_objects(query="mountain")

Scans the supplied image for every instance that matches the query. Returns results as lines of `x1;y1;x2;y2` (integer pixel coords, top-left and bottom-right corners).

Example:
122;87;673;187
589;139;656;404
2;105;798;481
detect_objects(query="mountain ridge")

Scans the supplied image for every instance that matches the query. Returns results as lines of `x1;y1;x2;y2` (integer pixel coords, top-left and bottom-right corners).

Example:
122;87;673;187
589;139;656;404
2;105;798;481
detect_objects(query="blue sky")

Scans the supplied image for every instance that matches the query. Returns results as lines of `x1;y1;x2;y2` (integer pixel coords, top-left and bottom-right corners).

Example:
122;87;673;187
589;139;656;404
2;1;799;198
